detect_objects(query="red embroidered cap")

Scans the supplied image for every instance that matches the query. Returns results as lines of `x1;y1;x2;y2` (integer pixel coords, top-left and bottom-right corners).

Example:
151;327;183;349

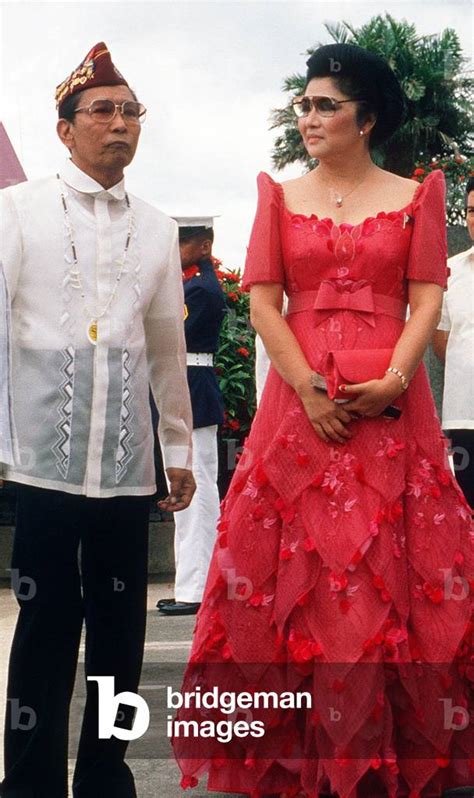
55;42;130;111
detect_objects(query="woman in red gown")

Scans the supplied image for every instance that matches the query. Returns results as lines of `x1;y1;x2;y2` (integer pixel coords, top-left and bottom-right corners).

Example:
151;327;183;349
173;44;473;798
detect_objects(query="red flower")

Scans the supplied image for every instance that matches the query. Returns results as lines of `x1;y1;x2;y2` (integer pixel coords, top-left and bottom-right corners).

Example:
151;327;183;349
227;418;240;431
252;505;266;521
180;775;199;789
237;346;250;357
413;167;425;176
423;582;444;604
275;500;296;524
227;291;239;302
329;571;349;592
254;462;269;486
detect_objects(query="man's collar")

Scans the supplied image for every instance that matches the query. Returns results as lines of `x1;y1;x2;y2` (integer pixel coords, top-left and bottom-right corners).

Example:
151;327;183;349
59;158;126;201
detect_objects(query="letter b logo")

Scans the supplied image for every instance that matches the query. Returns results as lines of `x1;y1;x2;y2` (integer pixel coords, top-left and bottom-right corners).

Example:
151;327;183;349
88;676;150;740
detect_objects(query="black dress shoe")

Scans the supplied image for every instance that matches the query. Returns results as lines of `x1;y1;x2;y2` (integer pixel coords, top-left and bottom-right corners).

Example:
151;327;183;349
158;601;201;616
442;789;474;797
156;597;175;608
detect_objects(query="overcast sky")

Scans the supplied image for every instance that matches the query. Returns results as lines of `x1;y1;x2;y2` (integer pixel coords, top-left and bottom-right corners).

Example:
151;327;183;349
1;0;472;267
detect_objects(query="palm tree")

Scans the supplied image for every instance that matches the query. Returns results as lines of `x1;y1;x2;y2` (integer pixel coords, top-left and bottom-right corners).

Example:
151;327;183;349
270;14;473;177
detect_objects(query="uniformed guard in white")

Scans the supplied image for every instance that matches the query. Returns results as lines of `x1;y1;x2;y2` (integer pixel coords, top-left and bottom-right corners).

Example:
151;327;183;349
157;217;226;616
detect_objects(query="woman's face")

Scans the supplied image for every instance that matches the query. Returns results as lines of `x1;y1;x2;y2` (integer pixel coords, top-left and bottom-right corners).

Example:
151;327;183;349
297;76;372;161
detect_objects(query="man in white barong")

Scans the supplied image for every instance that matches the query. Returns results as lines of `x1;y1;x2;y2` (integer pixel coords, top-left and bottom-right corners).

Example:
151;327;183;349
0;42;194;798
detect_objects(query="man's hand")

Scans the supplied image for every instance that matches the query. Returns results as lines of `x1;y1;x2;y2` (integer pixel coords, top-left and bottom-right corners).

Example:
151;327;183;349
158;468;196;513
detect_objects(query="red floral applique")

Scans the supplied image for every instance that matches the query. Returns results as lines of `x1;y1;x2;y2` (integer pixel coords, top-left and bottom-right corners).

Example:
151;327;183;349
329;571;349;592
422;582;444;604
279;545;294;561
296;451;310;466
287;629;322;662
180;775;199;789
376;436;405;459
254;462;269;486
274;497;296;524
252;505;266;521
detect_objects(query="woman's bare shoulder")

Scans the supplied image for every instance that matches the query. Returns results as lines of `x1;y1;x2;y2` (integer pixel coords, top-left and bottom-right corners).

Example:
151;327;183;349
376;170;420;204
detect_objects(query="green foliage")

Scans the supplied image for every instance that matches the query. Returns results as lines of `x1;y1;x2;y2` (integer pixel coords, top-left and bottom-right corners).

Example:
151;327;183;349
213;263;256;441
270;14;473;178
411;153;474;225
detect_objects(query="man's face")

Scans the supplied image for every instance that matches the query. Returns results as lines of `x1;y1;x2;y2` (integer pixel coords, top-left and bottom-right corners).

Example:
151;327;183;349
179;237;212;268
466;190;474;241
58;85;141;177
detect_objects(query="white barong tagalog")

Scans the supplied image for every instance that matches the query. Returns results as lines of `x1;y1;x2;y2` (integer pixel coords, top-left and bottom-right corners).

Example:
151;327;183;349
0;260;19;466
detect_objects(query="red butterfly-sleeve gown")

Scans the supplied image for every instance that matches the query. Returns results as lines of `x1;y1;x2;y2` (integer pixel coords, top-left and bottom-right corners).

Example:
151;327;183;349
173;170;473;798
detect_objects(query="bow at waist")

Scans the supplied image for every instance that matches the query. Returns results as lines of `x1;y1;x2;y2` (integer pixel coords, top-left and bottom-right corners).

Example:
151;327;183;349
287;282;407;327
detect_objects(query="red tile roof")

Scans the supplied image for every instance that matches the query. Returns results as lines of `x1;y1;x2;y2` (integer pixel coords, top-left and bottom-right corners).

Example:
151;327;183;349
0;122;27;188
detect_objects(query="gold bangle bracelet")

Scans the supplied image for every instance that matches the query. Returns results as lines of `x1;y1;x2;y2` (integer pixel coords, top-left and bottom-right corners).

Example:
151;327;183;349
385;367;409;391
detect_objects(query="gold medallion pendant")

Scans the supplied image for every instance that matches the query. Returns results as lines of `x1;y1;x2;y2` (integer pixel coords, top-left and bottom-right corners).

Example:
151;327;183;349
87;320;98;345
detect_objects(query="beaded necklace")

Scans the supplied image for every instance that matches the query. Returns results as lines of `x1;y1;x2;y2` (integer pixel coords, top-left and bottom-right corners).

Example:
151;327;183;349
57;174;133;345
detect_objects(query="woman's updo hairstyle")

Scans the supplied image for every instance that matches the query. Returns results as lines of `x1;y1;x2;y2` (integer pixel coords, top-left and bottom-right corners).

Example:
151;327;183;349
305;43;406;147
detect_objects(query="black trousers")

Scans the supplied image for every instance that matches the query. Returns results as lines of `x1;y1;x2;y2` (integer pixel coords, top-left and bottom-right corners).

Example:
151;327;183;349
1;484;150;798
448;429;474;511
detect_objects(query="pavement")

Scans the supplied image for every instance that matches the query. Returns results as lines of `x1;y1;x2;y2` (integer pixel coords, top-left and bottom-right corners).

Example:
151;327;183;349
0;581;244;798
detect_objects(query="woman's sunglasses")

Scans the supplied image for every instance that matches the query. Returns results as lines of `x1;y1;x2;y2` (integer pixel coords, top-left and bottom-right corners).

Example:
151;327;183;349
292;95;365;118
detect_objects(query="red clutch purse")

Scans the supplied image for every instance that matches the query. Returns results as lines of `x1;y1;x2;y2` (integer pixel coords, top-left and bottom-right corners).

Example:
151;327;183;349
323;348;394;401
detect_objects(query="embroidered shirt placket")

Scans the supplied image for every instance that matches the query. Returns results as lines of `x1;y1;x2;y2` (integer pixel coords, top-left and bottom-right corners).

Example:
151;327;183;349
84;194;112;496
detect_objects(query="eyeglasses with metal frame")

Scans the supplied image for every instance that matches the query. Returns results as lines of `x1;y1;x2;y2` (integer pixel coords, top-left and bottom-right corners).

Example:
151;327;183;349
292;95;366;118
74;99;147;124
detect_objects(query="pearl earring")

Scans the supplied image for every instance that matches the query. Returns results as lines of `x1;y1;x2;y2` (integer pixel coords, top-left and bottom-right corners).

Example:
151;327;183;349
359;130;364;136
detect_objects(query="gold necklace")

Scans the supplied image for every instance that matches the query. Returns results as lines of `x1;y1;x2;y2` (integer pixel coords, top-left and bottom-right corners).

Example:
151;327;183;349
57;175;133;345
